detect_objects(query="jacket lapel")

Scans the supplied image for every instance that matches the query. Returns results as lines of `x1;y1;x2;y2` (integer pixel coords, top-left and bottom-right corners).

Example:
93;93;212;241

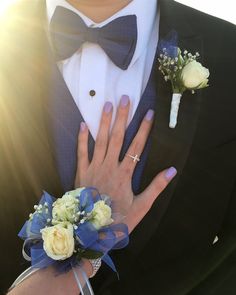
35;0;203;246
132;0;204;254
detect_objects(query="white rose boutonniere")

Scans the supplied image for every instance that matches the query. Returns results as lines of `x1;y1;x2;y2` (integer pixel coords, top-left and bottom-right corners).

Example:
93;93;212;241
158;48;210;128
41;223;74;260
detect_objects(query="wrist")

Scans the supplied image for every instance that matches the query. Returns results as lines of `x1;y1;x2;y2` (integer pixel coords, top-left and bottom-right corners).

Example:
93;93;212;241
81;259;93;277
88;258;102;278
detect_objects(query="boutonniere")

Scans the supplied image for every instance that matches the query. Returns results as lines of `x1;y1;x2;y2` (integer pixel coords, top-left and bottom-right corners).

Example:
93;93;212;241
158;47;210;128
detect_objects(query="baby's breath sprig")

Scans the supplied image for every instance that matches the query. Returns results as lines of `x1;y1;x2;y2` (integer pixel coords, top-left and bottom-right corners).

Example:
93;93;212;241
29;202;50;221
158;48;200;94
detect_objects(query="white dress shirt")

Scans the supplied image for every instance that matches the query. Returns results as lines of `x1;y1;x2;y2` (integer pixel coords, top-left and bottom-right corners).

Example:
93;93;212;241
46;0;159;139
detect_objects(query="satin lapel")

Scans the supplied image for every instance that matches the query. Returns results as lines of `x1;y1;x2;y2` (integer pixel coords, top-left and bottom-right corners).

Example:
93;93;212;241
132;0;204;254
35;0;203;239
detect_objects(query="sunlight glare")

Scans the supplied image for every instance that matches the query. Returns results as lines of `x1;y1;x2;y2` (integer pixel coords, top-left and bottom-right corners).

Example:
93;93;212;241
0;0;18;17
176;0;236;25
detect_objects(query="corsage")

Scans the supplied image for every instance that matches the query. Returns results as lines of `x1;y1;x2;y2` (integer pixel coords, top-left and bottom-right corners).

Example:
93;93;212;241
10;187;129;294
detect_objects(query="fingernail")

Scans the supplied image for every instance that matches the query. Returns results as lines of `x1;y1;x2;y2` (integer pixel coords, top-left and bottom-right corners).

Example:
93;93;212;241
145;109;155;121
80;122;86;132
120;95;129;108
165;167;177;181
104;101;113;114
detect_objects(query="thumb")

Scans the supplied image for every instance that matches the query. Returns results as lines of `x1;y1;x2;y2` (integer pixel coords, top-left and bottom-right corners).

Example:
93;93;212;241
125;167;177;233
139;167;177;208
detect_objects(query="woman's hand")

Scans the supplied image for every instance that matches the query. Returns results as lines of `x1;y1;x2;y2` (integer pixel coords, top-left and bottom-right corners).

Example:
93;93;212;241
74;95;177;233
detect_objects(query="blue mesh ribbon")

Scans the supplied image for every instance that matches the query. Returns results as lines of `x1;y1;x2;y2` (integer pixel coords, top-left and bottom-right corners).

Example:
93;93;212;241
75;222;129;272
18;191;55;239
158;30;178;58
18;189;129;275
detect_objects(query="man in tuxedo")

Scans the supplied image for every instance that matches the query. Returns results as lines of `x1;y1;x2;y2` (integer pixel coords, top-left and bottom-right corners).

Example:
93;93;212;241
1;0;236;294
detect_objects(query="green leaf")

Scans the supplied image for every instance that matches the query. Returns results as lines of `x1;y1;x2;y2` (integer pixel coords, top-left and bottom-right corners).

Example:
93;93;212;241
75;252;83;261
81;249;103;259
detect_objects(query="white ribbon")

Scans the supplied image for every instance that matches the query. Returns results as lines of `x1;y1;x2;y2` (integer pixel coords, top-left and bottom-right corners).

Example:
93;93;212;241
72;267;95;295
9;267;39;292
169;93;182;128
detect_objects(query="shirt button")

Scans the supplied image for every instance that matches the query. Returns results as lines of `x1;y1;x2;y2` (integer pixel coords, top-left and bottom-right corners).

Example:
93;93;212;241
89;90;96;97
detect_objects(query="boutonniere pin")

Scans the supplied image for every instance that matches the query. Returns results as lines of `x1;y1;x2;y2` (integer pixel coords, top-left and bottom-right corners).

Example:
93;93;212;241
158;48;210;128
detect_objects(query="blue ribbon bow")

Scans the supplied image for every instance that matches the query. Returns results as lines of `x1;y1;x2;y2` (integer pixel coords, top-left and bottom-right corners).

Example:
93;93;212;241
18;190;129;274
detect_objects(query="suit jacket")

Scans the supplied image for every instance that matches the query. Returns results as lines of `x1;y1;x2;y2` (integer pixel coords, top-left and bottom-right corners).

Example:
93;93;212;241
0;1;236;294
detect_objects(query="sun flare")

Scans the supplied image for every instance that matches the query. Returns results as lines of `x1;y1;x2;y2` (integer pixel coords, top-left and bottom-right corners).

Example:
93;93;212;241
0;0;18;16
176;0;236;24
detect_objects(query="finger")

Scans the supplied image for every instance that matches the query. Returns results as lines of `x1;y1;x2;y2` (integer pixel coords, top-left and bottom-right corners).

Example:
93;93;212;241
120;109;154;175
92;102;113;165
139;167;177;206
125;167;177;233
106;95;130;162
75;122;89;185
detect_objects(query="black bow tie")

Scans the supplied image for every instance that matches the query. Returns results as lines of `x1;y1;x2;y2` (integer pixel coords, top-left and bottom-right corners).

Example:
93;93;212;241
49;6;138;70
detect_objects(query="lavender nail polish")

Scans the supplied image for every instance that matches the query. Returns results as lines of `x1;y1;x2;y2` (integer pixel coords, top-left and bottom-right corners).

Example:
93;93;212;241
120;95;129;107
104;101;113;114
165;167;177;180
145;109;155;121
80;122;86;132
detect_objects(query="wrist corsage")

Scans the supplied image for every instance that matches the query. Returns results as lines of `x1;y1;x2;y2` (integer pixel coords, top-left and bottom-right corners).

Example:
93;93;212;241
158;47;210;128
13;187;129;293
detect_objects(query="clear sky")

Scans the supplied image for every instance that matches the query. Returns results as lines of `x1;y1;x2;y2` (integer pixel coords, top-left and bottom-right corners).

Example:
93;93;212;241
0;0;235;24
176;0;236;24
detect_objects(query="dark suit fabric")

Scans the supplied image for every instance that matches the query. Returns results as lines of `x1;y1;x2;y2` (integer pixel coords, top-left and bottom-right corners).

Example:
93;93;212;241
0;1;236;294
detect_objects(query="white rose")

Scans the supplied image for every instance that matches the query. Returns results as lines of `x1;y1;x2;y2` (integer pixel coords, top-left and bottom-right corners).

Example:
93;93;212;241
67;187;85;198
181;60;209;89
91;201;113;230
52;193;79;223
41;223;74;260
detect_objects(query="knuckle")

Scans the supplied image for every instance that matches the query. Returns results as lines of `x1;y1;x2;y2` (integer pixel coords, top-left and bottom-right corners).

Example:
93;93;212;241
139;120;151;137
131;131;148;152
156;177;168;192
111;130;123;145
131;140;141;153
78;146;86;156
103;157;115;169
143;119;152;128
96;137;106;149
78;134;85;146
79;151;86;159
122;164;133;176
118;106;128;116
141;197;152;211
146;201;153;212
137;128;148;143
101;113;110;125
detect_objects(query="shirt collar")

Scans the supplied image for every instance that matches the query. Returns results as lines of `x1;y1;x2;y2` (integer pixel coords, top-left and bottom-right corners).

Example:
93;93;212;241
46;0;158;68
